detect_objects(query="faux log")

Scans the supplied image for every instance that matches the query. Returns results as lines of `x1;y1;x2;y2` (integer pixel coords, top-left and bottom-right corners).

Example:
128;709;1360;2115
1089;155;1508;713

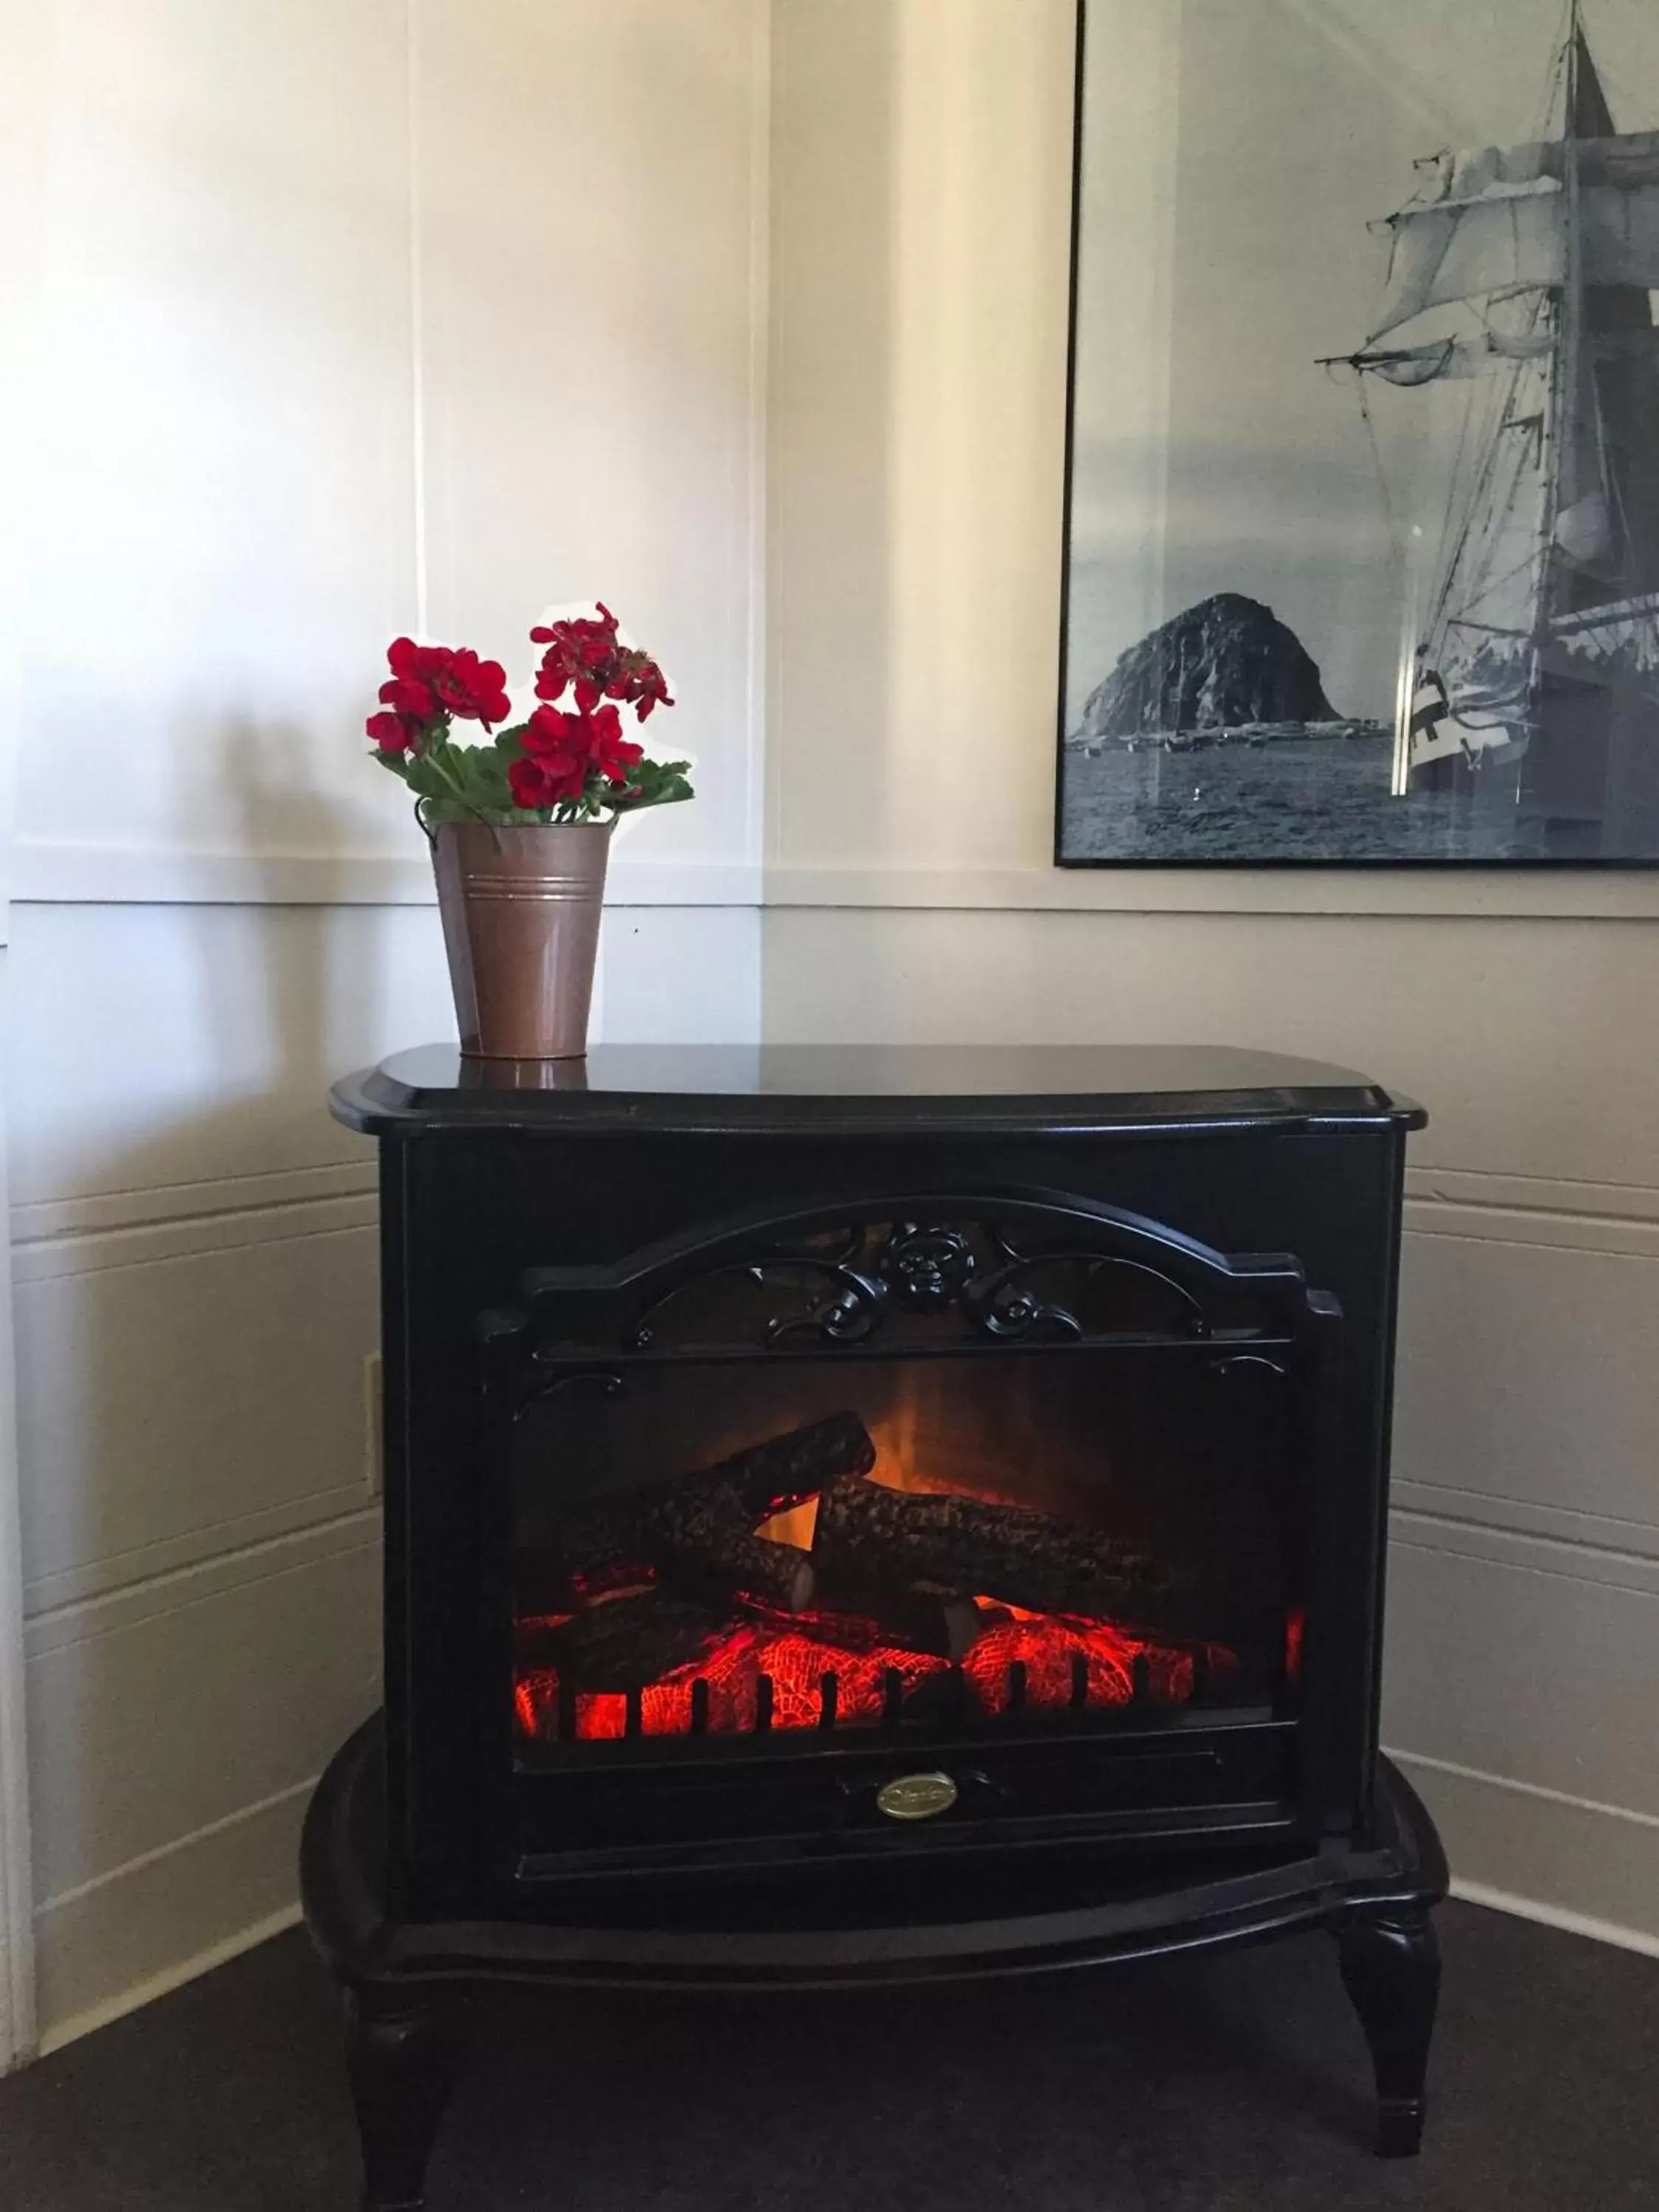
796;1586;988;1661
550;1591;729;1692
513;1615;571;1669
515;1552;646;1613
653;1481;815;1613
810;1478;1177;1624
718;1411;877;1519
532;1413;874;1604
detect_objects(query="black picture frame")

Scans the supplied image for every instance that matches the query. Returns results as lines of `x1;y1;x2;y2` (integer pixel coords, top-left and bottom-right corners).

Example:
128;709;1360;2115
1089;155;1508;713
1054;0;1659;870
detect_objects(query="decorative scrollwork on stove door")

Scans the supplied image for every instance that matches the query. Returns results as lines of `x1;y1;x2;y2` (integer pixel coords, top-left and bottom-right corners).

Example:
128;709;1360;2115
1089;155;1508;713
486;1194;1323;1375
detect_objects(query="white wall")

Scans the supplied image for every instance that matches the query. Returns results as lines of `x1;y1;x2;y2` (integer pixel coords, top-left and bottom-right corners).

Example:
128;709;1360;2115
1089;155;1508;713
14;0;768;907
8;0;768;2048
765;0;1659;1950
0;0;44;2078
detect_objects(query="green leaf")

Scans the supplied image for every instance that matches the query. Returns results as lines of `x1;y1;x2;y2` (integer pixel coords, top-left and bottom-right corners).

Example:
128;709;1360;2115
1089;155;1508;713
453;742;514;814
613;756;695;812
400;754;455;805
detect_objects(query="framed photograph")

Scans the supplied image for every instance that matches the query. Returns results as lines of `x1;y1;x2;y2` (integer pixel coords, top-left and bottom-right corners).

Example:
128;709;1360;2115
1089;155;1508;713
1056;0;1659;866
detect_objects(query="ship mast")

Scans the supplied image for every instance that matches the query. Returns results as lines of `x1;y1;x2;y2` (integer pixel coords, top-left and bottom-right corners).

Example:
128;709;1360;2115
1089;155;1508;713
1326;0;1659;844
1542;0;1583;630
1558;0;1582;512
1522;0;1579;798
1520;1;1659;844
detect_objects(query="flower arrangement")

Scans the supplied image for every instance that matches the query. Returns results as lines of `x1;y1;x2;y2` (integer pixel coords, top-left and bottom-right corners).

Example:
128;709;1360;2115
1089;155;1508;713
364;603;692;824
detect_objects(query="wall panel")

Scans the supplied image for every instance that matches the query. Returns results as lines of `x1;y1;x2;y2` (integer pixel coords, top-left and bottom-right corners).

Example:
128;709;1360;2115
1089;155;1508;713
414;0;767;883
26;1523;380;2051
760;906;1659;1193
15;0;415;868
1394;1213;1659;1554
1384;1524;1659;1820
13;1211;378;1613
13;0;767;901
25;1523;380;1908
10;891;759;2045
5;904;454;1211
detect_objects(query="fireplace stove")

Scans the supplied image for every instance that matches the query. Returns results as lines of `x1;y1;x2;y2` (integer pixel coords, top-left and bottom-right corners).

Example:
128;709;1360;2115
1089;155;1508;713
306;1043;1445;2209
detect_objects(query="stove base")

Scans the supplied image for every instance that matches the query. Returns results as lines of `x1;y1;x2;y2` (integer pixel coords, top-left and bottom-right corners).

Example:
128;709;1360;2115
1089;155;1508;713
302;1719;1447;2208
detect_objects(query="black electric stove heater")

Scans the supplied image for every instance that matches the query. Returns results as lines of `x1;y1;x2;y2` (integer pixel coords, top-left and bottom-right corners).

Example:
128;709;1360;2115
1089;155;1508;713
307;1043;1446;2210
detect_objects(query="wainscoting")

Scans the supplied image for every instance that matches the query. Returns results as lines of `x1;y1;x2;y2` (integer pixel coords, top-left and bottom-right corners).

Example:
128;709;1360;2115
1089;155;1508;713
13;900;1656;2043
8;900;761;2050
13;1175;383;2048
1384;1171;1659;1951
759;905;1659;1952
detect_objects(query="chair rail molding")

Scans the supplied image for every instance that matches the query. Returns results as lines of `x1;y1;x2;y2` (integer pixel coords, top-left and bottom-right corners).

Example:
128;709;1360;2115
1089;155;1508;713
18;839;1659;919
10;841;764;910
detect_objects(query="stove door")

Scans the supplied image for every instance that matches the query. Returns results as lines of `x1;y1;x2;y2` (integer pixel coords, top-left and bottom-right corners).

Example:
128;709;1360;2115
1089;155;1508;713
485;1197;1337;1894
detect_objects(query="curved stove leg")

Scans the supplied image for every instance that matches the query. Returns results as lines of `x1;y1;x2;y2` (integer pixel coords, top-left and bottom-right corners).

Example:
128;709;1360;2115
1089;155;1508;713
1337;1907;1441;2157
341;1982;464;2211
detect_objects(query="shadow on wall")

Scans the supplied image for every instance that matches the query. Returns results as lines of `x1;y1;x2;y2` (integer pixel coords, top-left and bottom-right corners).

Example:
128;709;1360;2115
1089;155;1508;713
7;734;458;2031
769;0;899;855
11;725;457;1575
221;710;439;1079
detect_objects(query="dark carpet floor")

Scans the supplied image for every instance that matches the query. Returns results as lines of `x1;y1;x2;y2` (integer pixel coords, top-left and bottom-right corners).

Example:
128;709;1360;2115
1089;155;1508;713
0;1901;1654;2210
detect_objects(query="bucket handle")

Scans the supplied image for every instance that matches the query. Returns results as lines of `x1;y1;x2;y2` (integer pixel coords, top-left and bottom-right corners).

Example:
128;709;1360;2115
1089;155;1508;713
416;798;512;852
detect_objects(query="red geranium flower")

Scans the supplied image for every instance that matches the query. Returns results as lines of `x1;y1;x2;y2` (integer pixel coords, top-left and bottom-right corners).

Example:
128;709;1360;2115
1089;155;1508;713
521;703;586;755
627;658;673;721
528;603;621;656
378;636;449;720
586;701;644;784
531;603;625;712
430;647;512;727
509;752;581;809
600;652;673;720
364;605;686;824
365;708;422;754
518;706;597;801
515;703;644;804
378;637;511;728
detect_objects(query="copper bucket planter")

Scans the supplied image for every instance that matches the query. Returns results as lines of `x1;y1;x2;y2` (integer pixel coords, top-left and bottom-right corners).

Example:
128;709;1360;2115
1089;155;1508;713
430;820;611;1059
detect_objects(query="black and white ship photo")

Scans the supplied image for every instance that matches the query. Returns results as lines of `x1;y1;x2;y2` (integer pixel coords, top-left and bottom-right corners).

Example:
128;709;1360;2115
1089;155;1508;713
1057;0;1659;864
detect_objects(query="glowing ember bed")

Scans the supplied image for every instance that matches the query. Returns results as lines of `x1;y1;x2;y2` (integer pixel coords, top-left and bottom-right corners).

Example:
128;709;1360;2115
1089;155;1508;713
307;1044;1446;2208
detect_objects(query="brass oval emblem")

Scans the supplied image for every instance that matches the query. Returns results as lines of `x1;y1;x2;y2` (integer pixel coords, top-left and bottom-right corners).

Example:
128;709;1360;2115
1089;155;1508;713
876;1771;959;1823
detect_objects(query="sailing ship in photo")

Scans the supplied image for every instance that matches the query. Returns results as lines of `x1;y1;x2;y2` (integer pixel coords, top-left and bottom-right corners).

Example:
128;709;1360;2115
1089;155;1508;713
1332;0;1659;857
1059;0;1659;865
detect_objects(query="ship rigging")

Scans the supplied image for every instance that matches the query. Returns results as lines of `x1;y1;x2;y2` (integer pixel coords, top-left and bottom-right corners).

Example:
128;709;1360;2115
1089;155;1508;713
1321;0;1659;853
